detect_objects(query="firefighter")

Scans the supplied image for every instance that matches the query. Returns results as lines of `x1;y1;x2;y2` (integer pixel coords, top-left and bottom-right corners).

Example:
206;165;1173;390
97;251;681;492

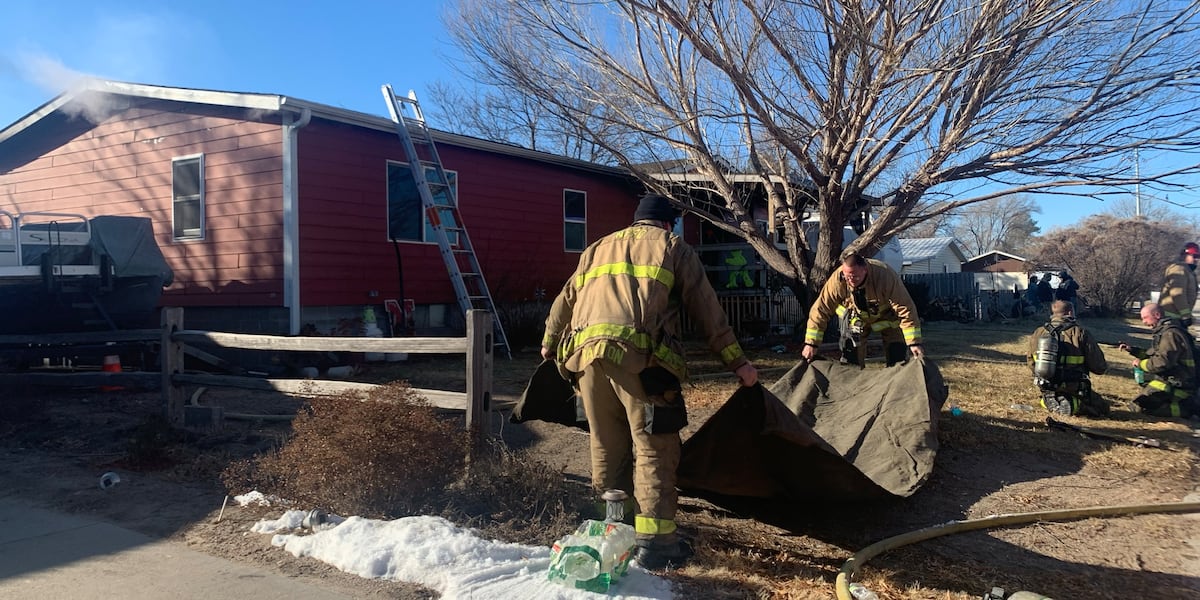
1119;302;1198;419
1159;242;1199;326
541;193;758;570
1027;300;1110;416
801;252;924;366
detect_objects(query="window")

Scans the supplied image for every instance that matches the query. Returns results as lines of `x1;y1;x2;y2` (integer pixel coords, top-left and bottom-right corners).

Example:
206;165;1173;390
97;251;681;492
172;155;204;240
564;189;586;252
387;162;459;244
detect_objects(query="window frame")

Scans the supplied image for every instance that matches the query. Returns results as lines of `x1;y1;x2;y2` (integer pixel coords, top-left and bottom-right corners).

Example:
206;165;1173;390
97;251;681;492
386;160;459;244
563;188;587;253
171;154;205;242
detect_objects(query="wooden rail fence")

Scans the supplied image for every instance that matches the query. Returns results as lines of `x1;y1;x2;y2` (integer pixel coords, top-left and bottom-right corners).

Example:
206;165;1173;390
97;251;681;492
1;308;495;437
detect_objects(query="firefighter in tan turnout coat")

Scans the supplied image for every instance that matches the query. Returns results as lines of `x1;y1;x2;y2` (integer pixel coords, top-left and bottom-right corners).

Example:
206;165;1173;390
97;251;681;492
1159;242;1199;326
801;253;924;366
542;194;758;570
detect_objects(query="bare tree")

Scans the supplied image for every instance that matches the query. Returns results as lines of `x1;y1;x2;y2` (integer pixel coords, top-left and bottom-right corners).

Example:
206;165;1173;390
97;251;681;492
1103;193;1200;230
1033;214;1192;316
447;0;1200;298
426;81;620;163
949;195;1041;257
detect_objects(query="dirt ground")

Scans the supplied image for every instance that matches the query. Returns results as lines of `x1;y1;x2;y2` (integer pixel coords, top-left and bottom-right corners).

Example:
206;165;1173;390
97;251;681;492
2;327;1199;599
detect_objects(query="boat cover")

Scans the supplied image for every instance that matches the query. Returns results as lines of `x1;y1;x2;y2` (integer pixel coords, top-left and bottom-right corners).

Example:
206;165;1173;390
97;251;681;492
88;216;174;286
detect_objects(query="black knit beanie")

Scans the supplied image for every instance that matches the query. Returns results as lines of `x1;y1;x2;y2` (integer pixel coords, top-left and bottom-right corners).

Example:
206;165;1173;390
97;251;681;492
633;194;681;224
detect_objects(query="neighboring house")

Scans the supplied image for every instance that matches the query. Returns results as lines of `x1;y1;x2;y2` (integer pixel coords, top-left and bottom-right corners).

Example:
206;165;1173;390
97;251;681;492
0;80;639;335
961;250;1028;274
962;250;1030;294
898;237;967;274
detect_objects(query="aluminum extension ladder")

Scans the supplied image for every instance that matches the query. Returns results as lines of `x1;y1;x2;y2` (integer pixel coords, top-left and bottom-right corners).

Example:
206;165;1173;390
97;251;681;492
381;84;511;359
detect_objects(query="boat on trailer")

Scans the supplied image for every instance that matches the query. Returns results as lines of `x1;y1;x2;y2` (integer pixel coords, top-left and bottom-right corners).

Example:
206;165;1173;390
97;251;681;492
0;211;174;334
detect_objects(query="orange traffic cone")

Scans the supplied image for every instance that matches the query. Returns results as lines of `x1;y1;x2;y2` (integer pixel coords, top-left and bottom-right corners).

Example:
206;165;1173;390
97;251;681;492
100;354;124;392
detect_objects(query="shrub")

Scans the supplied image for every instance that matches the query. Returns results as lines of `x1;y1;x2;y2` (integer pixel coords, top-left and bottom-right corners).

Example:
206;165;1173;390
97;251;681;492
223;383;468;518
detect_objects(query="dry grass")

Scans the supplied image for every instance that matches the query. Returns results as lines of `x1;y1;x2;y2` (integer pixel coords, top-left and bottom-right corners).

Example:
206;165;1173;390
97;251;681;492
663;317;1198;599
250;318;1196;599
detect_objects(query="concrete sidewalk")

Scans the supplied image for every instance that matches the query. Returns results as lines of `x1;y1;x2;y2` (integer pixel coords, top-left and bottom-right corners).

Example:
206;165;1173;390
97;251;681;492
0;497;349;599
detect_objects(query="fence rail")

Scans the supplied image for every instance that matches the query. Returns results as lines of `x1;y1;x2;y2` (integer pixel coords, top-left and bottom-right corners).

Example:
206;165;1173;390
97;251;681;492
1;308;494;437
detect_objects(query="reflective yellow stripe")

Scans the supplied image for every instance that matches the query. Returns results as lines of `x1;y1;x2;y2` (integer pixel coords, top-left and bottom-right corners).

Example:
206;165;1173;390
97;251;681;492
651;343;687;376
575;263;674;289
1062;356;1085;364
869;320;893;332
634;515;676;535
902;327;920;344
805;328;823;344
835;305;848;316
1145;380;1189;399
559;323;687;375
719;343;743;364
1170;402;1182;417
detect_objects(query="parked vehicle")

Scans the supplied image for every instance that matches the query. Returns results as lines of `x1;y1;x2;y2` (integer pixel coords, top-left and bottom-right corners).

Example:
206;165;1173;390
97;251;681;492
0;211;173;333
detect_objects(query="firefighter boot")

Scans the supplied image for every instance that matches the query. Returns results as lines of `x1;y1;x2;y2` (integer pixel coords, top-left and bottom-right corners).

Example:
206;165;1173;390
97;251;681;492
1040;392;1072;415
633;533;693;571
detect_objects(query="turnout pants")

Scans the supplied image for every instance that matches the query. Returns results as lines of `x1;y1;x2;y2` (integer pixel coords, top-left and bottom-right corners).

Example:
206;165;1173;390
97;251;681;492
842;325;907;366
1040;380;1110;417
577;359;682;542
1133;389;1196;418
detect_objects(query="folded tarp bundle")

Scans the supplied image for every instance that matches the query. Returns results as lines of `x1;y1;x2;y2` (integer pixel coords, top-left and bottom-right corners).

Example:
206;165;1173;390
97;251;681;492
510;359;588;431
678;358;948;501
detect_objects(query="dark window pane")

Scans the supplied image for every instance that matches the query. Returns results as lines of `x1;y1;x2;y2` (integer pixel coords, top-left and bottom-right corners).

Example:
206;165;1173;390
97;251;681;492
174;199;201;238
565;222;586;251
173;159;201;197
564;190;586;219
387;164;421;241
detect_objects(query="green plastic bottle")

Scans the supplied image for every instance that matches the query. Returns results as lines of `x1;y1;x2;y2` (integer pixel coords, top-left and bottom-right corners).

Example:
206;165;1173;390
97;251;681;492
1133;365;1146;385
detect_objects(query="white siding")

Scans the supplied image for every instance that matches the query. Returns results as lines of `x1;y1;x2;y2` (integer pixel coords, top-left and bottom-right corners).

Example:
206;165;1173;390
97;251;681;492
903;247;962;275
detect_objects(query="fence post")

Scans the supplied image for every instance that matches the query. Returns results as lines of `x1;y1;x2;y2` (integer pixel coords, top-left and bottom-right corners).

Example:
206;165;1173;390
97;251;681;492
161;307;186;427
465;310;493;441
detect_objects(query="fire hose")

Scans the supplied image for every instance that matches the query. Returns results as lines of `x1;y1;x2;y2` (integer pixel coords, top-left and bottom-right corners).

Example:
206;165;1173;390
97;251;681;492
835;500;1200;600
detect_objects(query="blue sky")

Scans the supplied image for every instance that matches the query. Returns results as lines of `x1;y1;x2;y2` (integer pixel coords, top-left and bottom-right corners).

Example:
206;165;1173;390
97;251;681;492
0;0;1190;232
0;1;464;132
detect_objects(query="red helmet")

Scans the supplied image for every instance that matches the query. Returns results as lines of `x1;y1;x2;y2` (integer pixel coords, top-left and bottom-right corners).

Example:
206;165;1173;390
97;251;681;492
1185;242;1200;256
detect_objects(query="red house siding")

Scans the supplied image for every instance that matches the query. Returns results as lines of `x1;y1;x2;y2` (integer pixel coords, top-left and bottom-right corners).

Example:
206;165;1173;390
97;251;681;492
295;120;638;307
2;88;643;335
0;99;286;307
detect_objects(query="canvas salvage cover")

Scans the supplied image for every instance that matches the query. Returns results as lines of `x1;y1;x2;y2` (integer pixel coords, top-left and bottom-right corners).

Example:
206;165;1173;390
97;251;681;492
678;358;948;501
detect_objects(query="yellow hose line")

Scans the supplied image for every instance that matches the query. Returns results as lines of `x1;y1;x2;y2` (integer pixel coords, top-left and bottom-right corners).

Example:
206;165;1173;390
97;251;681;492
834;500;1200;600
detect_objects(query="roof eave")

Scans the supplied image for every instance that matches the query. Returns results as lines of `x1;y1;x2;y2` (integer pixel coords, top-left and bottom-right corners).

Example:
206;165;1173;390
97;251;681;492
2;80;630;179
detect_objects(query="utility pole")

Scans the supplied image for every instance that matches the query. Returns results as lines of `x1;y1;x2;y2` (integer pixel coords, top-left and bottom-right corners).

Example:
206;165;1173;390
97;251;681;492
1133;148;1142;217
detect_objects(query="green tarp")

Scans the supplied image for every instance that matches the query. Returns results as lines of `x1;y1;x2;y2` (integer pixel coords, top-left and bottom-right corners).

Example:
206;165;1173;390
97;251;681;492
679;358;948;500
512;357;949;501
